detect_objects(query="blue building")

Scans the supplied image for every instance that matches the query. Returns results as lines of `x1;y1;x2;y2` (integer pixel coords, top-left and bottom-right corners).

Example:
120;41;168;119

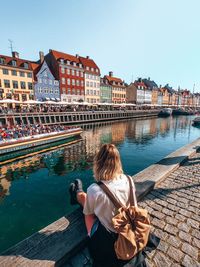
33;60;60;101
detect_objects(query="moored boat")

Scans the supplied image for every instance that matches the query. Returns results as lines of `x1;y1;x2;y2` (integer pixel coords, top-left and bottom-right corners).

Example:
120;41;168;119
158;108;172;117
0;127;83;156
192;117;200;127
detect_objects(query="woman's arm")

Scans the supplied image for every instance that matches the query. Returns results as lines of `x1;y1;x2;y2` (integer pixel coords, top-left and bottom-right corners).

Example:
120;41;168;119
85;214;96;235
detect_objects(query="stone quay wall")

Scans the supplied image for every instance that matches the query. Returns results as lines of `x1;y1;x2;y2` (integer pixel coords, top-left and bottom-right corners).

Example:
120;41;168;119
0;109;159;126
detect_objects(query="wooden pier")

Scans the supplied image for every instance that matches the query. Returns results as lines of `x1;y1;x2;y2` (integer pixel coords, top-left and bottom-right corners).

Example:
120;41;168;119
0;110;159;126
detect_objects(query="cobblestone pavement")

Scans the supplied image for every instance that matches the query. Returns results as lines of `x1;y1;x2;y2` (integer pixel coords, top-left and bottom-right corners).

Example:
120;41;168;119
64;152;200;267
139;152;200;267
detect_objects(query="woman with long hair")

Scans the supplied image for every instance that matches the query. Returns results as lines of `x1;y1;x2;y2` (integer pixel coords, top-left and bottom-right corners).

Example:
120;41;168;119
69;144;158;267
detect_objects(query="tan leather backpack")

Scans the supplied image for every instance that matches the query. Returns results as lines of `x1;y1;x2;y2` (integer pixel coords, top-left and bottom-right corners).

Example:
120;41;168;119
98;175;151;260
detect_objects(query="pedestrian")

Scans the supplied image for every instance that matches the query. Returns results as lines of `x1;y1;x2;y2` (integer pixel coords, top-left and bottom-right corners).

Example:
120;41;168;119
69;144;159;267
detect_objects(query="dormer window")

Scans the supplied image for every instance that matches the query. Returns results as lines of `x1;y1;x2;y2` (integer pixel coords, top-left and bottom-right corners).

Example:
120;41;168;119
0;58;5;64
73;62;76;67
86;66;89;71
79;63;82;68
67;60;70;65
60;58;64;64
96;69;98;73
12;60;17;67
91;67;94;71
24;62;28;69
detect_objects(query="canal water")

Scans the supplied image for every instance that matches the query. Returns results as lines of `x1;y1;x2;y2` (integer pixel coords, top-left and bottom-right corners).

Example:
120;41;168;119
0;116;199;252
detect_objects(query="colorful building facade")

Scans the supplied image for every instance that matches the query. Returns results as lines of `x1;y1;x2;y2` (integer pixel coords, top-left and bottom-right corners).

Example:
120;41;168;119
32;60;60;101
0;52;34;102
104;72;126;104
100;78;112;103
45;50;85;103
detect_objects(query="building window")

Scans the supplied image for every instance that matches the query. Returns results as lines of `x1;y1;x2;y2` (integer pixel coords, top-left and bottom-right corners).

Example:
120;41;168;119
38;78;42;83
4;79;10;88
27;72;32;78
77;89;80;95
28;82;33;89
61;67;65;74
86;89;89;95
86;66;89;71
49;80;52;85
54;80;59;86
91;67;94;72
12;60;17;66
20;81;26;89
67;69;70;75
44;79;47;84
0;58;5;64
62;88;66;94
81;80;84;87
67;78;70;85
24;62;29;69
12;70;17;76
62;78;65;84
72;79;75;85
13;80;18;89
76;80;80;86
90;82;93;87
80;72;83;77
76;70;79;76
67;88;71;94
71;69;75;76
72;88;76;94
20;71;25;77
2;69;9;75
86;81;89;87
22;94;27;101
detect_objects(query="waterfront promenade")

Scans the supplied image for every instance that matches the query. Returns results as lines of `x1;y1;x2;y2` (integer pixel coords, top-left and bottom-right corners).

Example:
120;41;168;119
64;146;200;267
0;138;199;266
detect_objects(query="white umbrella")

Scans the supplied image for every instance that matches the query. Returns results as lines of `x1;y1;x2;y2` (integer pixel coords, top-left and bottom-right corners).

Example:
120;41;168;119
44;100;58;104
57;101;69;105
23;100;43;104
0;99;21;103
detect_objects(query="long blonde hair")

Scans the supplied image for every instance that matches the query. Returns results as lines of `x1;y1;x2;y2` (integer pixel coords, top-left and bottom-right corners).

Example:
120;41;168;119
93;144;123;181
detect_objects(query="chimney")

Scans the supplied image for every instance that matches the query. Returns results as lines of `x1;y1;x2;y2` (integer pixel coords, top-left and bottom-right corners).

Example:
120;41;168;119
12;51;19;58
109;71;113;77
148;77;150;81
76;54;79;58
86;56;89;59
39;51;44;63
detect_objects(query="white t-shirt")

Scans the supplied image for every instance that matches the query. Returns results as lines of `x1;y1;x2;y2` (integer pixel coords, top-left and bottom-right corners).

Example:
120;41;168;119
83;174;137;232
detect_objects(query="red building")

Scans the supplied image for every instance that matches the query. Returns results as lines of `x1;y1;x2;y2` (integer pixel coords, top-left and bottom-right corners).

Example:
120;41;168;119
45;50;85;103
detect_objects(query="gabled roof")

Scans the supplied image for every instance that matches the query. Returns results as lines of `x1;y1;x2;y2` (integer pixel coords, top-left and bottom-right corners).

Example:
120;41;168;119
50;50;79;63
0;54;33;70
142;78;158;89
79;56;100;74
134;81;147;88
105;75;123;83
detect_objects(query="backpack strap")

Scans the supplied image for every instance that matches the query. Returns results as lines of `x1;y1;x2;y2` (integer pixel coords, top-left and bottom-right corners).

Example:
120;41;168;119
97;175;136;209
126;175;136;206
97;181;122;209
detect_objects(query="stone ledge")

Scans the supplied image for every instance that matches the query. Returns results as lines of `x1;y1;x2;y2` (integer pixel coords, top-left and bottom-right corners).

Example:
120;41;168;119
0;138;199;267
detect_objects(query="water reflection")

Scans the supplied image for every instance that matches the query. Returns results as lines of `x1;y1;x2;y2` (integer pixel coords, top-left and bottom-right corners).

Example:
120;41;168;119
0;116;196;203
0;116;199;253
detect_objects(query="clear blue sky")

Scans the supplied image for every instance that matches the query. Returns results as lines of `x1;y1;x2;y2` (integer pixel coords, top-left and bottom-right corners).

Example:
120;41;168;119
1;0;200;92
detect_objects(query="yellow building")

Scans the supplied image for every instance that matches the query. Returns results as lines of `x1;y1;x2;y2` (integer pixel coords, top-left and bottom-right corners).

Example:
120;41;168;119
151;88;158;105
0;52;34;102
104;72;126;104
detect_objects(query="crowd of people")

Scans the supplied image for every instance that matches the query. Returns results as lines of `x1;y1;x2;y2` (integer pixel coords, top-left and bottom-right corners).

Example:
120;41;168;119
0;104;155;114
0;124;75;142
